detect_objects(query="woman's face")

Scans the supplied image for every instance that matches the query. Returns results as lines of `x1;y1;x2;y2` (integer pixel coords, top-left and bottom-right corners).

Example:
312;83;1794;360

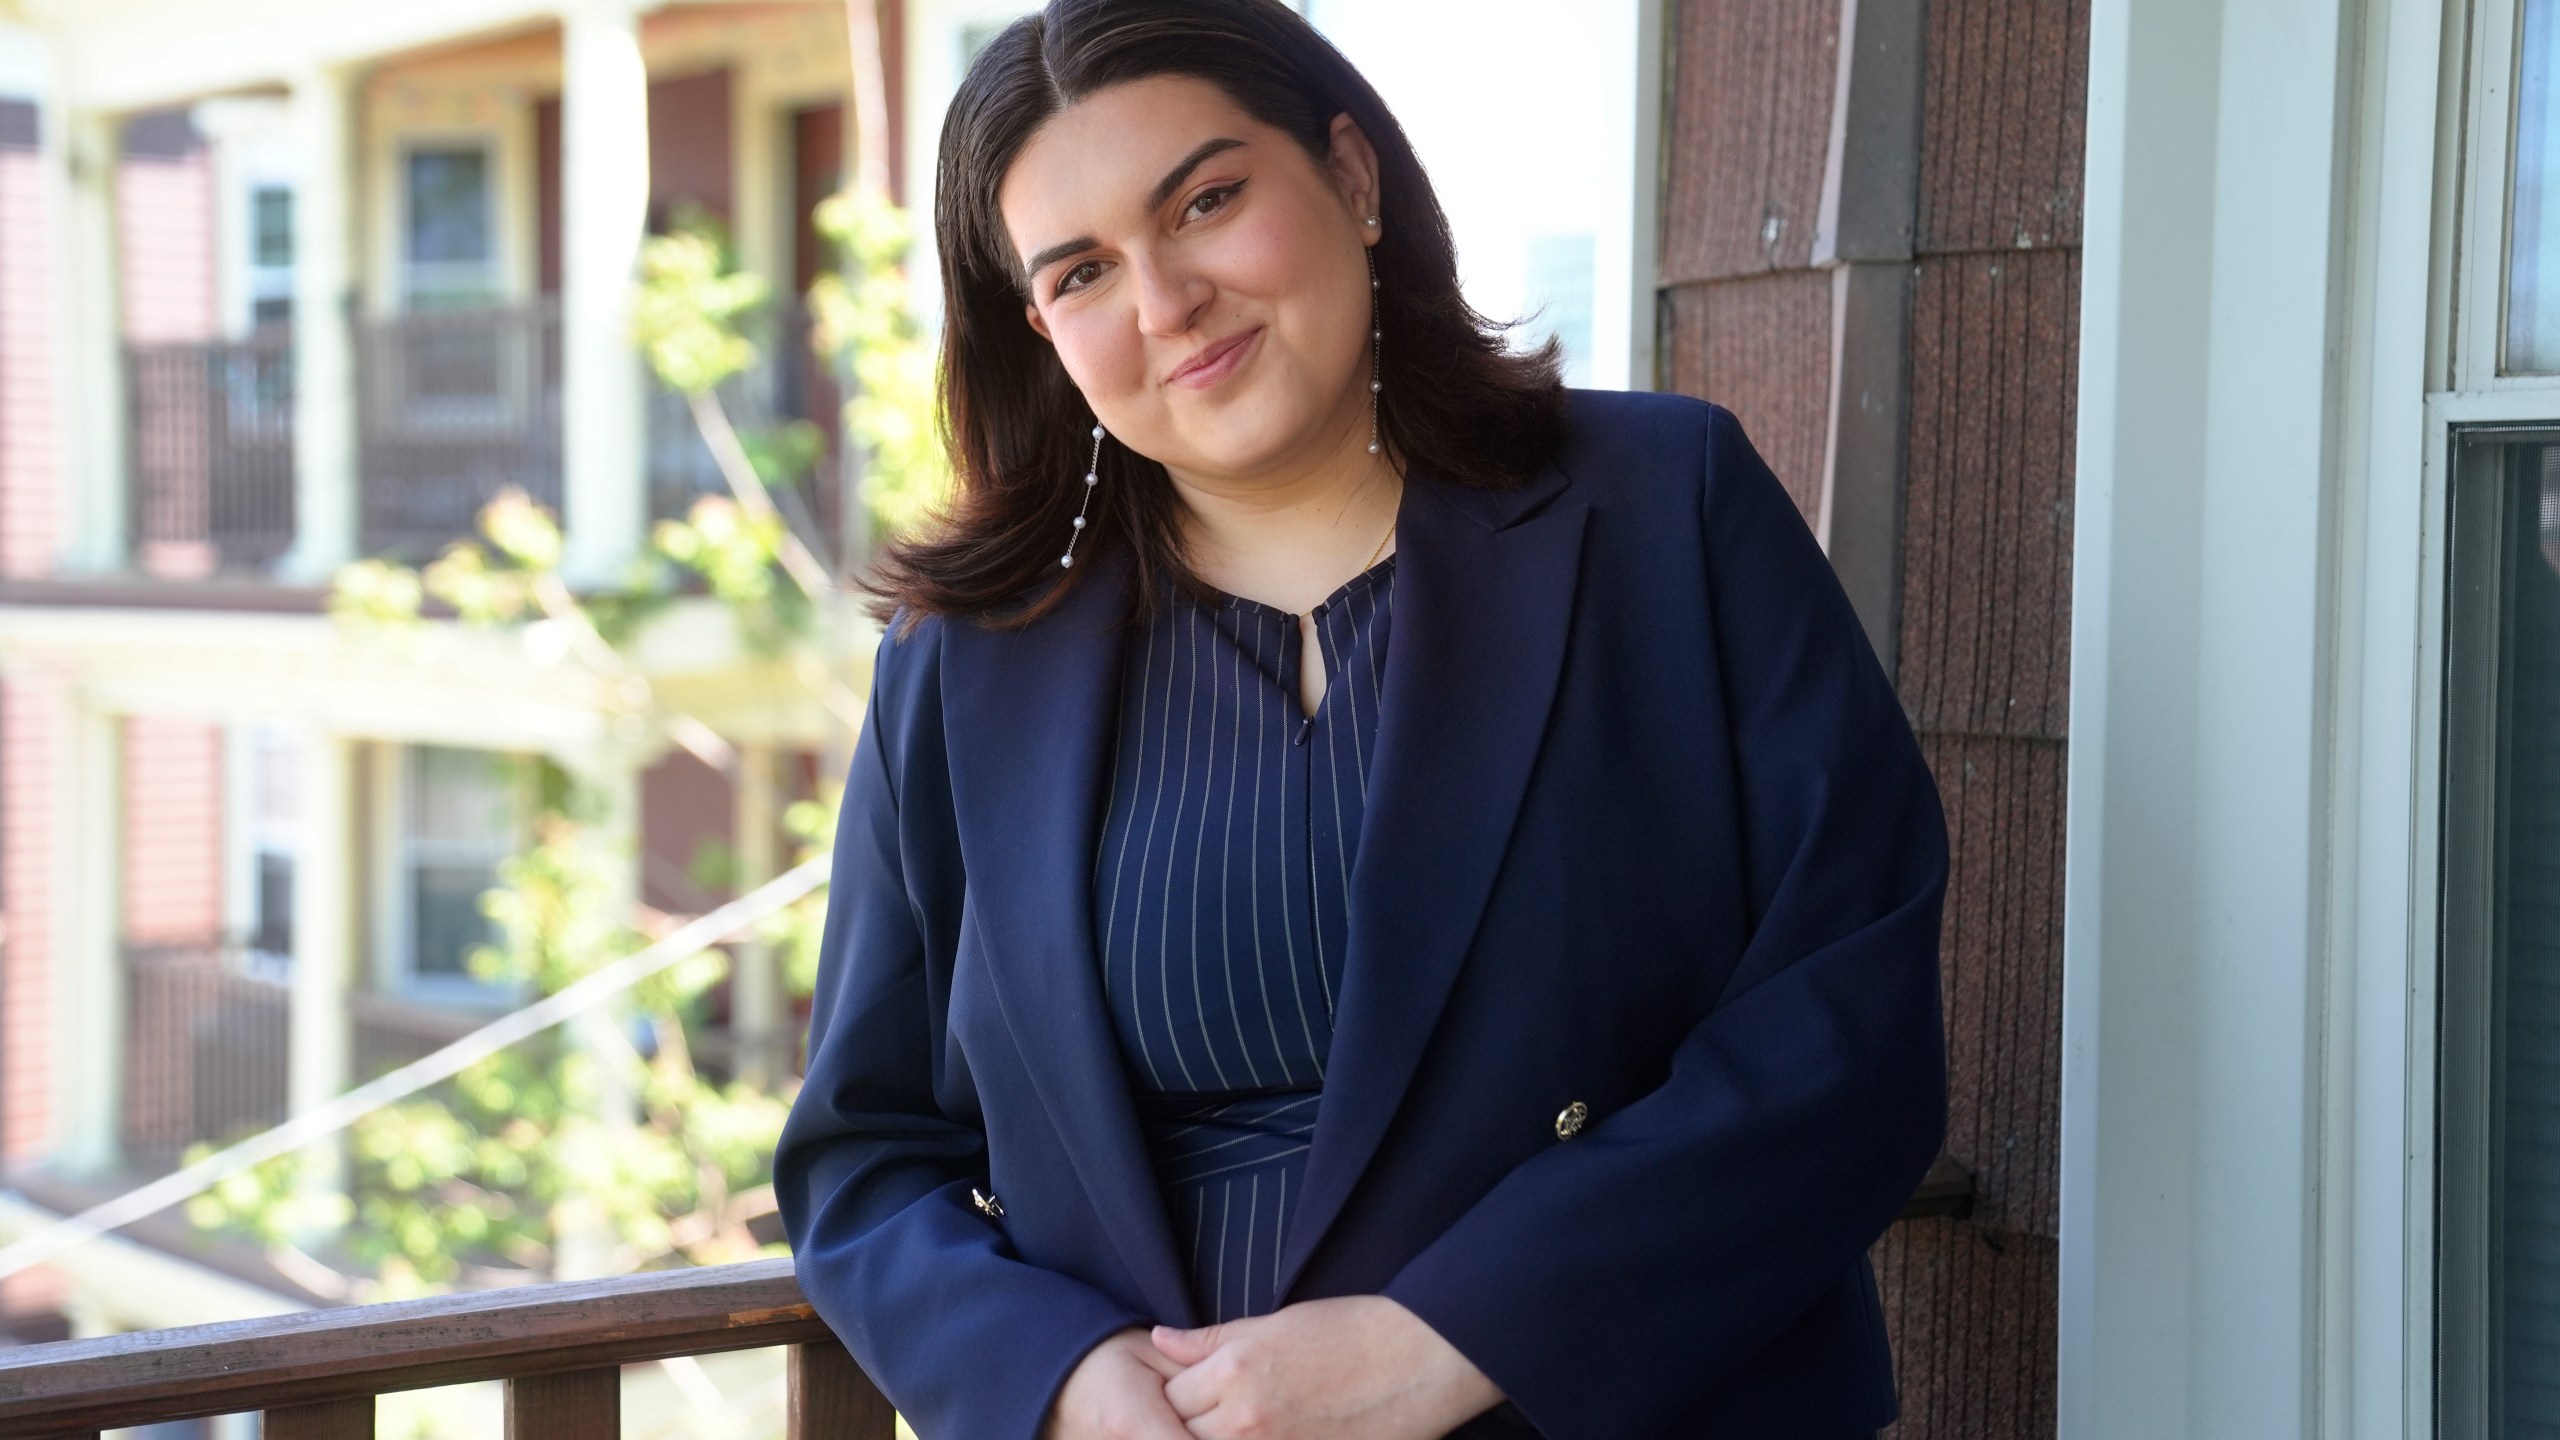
998;74;1382;488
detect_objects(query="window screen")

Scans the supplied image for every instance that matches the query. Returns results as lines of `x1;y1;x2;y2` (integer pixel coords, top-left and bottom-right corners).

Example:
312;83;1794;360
2443;430;2560;1435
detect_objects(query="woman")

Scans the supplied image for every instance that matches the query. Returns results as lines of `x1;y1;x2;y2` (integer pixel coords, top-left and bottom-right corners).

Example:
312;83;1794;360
773;2;1949;1436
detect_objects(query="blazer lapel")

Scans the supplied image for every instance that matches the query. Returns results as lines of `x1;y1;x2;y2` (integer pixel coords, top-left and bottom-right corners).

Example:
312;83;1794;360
1275;458;1589;1297
935;456;1588;1322
937;542;1198;1327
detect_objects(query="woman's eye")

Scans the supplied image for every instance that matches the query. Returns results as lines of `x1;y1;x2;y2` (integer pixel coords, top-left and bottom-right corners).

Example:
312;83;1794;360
1055;259;1104;296
1184;182;1244;222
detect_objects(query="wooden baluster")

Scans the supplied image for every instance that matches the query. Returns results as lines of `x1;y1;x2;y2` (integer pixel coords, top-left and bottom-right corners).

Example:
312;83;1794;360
790;1338;896;1438
506;1367;619;1440
264;1395;375;1438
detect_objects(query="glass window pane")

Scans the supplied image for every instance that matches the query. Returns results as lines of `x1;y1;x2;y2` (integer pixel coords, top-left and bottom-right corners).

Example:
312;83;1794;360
252;851;293;960
406;149;490;266
2495;447;2560;1423
405;746;514;985
2515;0;2560;370
410;745;513;849
251;185;293;270
2443;432;2560;1432
412;862;495;978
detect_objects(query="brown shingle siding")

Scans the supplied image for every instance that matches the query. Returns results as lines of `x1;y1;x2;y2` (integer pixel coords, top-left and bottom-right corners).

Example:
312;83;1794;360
1897;250;2078;740
1664;0;2087;1431
1915;0;2090;254
1660;0;1841;285
1661;272;1834;523
1924;731;2066;1237
1869;1218;2061;1437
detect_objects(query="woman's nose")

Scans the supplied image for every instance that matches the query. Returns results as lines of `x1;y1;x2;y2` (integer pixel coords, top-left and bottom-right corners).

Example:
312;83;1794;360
1131;254;1211;338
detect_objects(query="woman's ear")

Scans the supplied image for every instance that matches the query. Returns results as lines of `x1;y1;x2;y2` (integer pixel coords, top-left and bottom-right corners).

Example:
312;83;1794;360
1023;301;1052;342
1324;111;1383;231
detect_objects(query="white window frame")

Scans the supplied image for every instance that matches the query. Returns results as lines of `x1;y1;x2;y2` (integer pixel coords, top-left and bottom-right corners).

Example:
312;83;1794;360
393;139;502;308
2064;0;2454;1432
190;93;295;340
2423;0;2560;1434
367;741;529;1011
362;98;534;319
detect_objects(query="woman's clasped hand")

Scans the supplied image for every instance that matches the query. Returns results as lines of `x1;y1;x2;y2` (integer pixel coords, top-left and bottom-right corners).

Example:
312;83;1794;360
1043;1295;1504;1440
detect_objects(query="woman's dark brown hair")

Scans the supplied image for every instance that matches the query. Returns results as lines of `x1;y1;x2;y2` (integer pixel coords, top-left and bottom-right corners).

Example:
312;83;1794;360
856;0;1566;635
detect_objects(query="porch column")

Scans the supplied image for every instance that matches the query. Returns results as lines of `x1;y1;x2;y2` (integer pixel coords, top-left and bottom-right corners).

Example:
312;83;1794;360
50;694;120;1175
553;742;642;1280
56;110;126;576
287;732;356;1196
732;743;781;1089
557;0;652;588
278;66;360;584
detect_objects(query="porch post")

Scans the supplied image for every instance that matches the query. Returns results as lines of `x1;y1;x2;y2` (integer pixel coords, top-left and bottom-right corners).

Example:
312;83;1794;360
732;742;781;1088
287;731;356;1197
278;65;361;584
553;742;643;1279
557;0;652;588
50;693;120;1176
56;110;126;576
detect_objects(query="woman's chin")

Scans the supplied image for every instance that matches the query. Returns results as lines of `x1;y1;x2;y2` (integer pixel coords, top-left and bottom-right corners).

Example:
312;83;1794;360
1162;402;1353;480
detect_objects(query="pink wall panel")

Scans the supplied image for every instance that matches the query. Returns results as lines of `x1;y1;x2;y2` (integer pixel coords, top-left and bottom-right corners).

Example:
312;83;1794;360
120;717;225;949
1;675;59;1161
0;147;61;581
116;148;217;345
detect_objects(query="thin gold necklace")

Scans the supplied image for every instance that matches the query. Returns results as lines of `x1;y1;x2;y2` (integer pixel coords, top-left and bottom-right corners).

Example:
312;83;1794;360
1361;499;1397;570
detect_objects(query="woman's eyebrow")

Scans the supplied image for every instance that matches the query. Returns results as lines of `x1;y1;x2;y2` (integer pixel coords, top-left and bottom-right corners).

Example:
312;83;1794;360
1019;137;1251;283
1144;136;1247;211
1025;233;1098;280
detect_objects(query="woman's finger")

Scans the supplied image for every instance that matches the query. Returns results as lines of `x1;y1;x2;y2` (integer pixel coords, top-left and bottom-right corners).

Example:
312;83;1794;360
1122;1361;1204;1440
1162;1356;1226;1421
1150;1321;1226;1365
1130;1338;1188;1380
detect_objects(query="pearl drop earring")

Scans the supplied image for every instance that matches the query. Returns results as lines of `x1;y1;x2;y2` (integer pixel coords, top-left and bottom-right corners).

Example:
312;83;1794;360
1060;422;1103;570
1364;235;1383;458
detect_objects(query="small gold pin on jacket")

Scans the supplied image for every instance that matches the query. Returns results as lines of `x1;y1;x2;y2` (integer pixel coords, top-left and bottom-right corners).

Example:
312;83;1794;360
1555;1101;1589;1139
971;1186;1005;1219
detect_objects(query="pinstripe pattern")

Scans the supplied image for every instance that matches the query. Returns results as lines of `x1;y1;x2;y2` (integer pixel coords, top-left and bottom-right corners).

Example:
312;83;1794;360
1094;552;1397;1323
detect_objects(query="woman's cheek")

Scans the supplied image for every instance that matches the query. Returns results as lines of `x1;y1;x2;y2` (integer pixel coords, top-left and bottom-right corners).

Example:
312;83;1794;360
1052;308;1149;410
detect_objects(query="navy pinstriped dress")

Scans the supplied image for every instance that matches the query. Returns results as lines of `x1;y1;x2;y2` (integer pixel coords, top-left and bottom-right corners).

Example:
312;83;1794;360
1091;550;1397;1326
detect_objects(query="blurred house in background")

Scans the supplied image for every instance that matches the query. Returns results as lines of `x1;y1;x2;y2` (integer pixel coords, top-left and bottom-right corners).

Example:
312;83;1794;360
0;0;1003;1357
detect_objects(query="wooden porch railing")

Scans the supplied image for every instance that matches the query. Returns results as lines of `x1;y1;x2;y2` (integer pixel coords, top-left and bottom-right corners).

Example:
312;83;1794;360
0;1258;888;1438
0;1158;1975;1437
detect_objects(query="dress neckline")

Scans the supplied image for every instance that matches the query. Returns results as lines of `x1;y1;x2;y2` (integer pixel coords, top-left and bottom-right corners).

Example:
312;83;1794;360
1201;550;1399;623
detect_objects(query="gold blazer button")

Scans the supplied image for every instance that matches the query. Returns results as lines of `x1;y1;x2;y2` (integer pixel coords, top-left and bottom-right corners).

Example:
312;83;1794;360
971;1186;1005;1219
1555;1101;1589;1139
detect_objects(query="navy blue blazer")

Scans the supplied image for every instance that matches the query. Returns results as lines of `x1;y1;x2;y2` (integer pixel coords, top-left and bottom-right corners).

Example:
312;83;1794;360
774;388;1950;1440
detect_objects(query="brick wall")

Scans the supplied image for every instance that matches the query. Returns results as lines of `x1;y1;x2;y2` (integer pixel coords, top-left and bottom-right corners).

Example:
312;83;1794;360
1659;1;2088;1433
0;100;61;1169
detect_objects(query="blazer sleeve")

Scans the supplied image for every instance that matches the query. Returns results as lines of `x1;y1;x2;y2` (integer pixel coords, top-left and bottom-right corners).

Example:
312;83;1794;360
1378;404;1951;1439
774;615;1152;1440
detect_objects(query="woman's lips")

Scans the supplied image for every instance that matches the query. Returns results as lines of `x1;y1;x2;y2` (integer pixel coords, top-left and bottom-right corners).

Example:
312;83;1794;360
1167;327;1261;389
